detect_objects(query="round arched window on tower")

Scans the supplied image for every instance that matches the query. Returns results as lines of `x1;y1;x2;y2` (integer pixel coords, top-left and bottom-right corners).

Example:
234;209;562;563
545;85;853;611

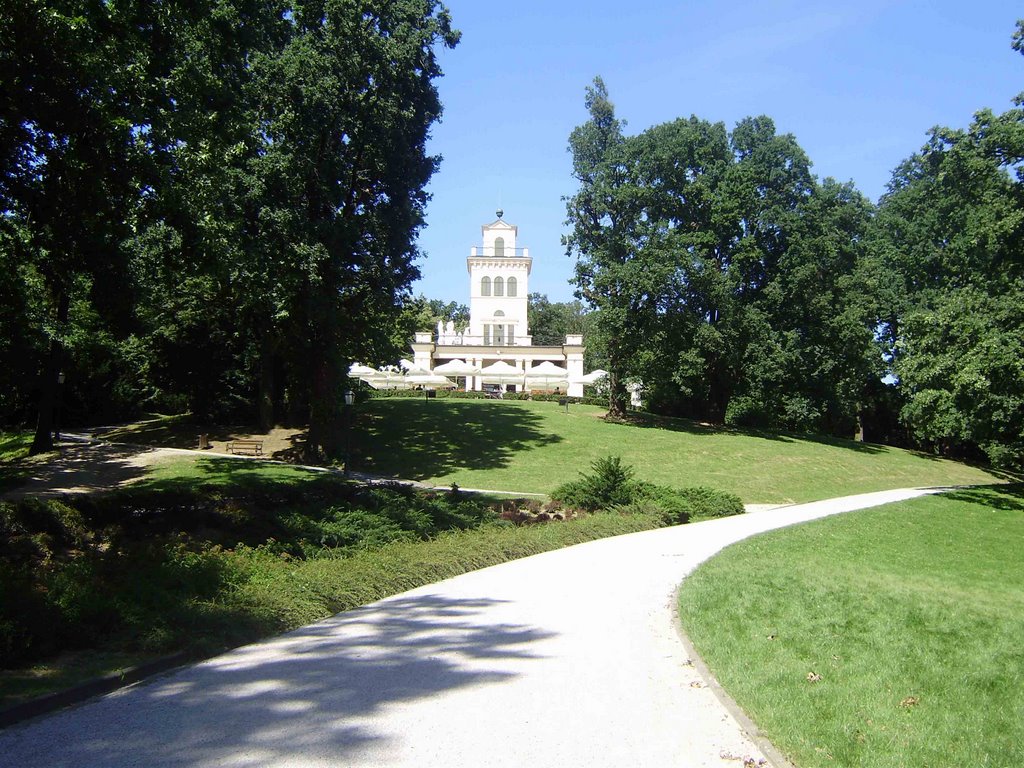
494;277;504;296
507;276;517;297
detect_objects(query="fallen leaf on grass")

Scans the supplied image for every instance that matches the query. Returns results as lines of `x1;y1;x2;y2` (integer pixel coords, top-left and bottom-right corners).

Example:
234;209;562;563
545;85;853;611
899;696;920;708
806;671;822;683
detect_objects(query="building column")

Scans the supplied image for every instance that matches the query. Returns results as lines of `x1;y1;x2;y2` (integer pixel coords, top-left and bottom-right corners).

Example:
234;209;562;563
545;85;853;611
564;335;585;398
411;333;435;372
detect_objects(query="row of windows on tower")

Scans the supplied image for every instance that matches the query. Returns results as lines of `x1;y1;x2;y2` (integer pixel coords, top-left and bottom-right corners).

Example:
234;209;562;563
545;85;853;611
480;276;517;297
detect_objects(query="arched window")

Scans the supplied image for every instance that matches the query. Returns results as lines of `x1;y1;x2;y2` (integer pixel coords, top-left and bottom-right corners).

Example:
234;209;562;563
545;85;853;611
507;276;517;297
481;276;491;296
494;276;504;296
494;310;505;317
494;237;505;257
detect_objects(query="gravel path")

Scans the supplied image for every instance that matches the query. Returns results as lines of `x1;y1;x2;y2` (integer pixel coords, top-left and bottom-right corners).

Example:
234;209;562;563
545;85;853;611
0;487;942;767
0;438;196;499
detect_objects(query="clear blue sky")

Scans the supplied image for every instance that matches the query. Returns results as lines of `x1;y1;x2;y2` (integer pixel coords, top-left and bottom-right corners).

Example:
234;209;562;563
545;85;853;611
412;0;1023;304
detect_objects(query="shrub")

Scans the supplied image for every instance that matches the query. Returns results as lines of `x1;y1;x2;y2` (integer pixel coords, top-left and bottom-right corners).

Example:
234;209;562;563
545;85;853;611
585;455;634;507
676;486;744;520
631;482;694;525
548;479;593;511
551;455;634;511
551;458;743;523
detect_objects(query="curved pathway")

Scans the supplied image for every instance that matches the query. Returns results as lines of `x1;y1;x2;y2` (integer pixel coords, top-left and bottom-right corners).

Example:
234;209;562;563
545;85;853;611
0;488;943;767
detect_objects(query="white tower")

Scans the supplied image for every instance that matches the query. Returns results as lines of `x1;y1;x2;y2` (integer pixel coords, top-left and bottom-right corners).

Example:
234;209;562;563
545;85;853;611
467;210;532;346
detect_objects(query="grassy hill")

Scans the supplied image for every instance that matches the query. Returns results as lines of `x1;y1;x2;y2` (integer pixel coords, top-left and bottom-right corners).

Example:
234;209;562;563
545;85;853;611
678;484;1024;767
353;399;1007;503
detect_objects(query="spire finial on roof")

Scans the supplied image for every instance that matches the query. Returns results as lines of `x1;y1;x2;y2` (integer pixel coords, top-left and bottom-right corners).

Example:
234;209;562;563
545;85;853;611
496;208;503;219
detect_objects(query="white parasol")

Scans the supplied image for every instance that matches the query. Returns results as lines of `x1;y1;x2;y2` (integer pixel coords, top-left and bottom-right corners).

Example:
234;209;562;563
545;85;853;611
477;360;525;385
524;361;570;390
404;371;458;389
431;359;480;376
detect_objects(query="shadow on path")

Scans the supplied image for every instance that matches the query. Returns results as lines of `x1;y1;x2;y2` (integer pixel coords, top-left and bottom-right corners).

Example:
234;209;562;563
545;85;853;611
0;441;157;499
9;594;553;767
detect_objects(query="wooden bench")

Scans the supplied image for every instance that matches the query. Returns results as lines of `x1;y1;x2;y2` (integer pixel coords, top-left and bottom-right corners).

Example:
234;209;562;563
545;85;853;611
226;439;263;456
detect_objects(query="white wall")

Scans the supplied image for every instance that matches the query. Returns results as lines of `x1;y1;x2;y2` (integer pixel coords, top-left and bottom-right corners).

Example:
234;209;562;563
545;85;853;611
468;218;531;345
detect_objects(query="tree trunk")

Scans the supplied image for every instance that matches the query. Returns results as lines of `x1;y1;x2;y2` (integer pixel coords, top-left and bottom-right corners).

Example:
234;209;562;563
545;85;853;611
30;291;69;455
258;333;276;431
306;351;343;462
704;357;731;425
606;370;628;421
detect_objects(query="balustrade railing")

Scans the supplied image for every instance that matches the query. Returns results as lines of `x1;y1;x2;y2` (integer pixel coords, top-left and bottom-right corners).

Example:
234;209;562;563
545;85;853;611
434;334;534;347
470;246;530;258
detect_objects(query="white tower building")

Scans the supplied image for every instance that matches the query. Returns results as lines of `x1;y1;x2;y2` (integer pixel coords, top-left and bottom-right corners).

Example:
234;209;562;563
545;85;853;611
467;210;531;346
410;210;585;396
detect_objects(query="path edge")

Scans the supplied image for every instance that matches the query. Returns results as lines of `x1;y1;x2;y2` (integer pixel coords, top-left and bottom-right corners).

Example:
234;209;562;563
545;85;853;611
671;584;797;768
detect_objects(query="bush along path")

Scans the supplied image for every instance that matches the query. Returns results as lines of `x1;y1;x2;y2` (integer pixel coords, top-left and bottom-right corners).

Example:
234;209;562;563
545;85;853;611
2;452;680;711
0;487;945;767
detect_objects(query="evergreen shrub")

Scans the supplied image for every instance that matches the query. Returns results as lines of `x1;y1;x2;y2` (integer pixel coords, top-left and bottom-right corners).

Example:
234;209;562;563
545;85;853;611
551;456;743;523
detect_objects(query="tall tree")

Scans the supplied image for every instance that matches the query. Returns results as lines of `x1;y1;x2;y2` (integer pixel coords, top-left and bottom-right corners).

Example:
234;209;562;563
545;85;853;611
252;0;458;458
527;292;590;346
1;1;144;452
564;78;656;419
575;105;876;432
873;91;1024;466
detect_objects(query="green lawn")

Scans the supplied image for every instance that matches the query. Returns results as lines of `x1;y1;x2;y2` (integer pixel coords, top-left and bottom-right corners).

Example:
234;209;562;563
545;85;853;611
677;485;1024;768
139;453;331;489
0;431;36;491
352;399;1007;502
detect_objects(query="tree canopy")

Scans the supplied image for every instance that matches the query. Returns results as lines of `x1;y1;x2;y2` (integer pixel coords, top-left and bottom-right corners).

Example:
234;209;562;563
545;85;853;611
871;86;1024;466
1;0;458;459
4;8;1024;472
565;81;878;433
563;19;1024;468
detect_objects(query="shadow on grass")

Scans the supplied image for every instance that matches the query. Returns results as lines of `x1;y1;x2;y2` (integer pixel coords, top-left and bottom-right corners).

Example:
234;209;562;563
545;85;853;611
0;432;35;493
126;456;341;500
96;416;284;451
355;399;563;480
940;483;1024;512
0;594;553;765
98;416;315;466
618;410;889;454
0;465;31;493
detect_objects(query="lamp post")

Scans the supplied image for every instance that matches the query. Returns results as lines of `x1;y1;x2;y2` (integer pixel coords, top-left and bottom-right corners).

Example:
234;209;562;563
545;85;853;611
54;371;66;443
343;389;355;477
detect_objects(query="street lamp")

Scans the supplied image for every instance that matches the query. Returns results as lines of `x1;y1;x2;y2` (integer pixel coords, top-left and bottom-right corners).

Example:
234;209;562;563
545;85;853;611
54;371;66;443
343;389;355;476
